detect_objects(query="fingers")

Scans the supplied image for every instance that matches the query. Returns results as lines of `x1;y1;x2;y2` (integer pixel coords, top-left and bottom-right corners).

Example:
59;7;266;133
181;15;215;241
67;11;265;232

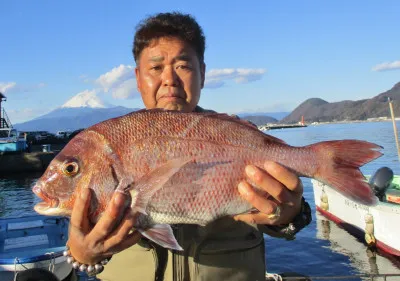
105;230;142;255
71;188;92;232
237;161;304;226
88;192;130;243
244;162;303;202
263;161;303;195
238;181;276;214
234;212;277;225
243;164;288;203
103;209;138;250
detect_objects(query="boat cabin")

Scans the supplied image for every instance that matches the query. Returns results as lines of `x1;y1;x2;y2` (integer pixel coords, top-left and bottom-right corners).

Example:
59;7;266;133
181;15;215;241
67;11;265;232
0;128;27;152
0;128;18;140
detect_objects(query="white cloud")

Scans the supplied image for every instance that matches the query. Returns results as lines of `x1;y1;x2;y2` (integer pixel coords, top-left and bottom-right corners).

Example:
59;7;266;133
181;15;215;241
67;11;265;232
93;65;266;98
372;60;400;71
204;68;266;89
95;64;139;99
0;82;17;93
96;64;134;92
0;82;46;94
112;78;138;99
79;74;93;83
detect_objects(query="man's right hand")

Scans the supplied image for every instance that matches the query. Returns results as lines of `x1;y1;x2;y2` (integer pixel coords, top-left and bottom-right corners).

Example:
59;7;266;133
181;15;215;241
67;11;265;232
68;188;142;265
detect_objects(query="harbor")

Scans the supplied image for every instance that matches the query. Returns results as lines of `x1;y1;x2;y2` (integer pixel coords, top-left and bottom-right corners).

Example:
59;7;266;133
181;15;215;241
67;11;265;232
258;124;307;130
0;93;62;175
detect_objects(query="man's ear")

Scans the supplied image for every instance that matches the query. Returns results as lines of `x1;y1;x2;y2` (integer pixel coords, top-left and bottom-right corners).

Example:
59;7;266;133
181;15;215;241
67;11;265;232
135;67;141;92
200;63;206;89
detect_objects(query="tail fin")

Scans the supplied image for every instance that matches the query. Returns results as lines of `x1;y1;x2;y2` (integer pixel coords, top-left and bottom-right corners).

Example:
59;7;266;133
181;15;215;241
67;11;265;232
310;140;383;205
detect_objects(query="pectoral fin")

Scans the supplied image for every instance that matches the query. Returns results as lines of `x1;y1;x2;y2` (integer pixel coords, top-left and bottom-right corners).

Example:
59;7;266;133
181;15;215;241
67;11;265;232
139;224;183;251
130;157;192;212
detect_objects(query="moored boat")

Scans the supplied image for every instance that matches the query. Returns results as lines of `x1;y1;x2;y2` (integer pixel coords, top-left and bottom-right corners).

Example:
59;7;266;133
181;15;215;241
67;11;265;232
312;167;400;257
0;215;72;281
0;127;27;153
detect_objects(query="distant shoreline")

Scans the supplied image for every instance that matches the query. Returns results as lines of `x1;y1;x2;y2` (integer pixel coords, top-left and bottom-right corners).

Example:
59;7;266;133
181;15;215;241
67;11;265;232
258;117;400;130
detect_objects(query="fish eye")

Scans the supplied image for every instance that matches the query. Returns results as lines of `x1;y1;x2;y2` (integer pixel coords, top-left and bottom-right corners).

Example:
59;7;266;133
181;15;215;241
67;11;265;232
62;161;79;177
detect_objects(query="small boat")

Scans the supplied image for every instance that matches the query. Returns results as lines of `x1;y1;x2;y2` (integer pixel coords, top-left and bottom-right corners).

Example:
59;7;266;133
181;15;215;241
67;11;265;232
0;93;27;153
0;128;27;153
0;215;72;281
312;167;400;257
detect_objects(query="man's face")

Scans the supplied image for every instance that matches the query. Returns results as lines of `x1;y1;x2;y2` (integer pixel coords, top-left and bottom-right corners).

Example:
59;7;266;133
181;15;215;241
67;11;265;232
135;37;205;112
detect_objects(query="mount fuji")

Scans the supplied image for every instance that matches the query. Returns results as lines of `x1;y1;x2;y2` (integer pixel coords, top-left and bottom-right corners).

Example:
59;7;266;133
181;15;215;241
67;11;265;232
14;91;139;133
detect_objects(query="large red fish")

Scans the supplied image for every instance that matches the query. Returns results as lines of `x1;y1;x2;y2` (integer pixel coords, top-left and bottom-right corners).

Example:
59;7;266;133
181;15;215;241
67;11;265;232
33;109;382;250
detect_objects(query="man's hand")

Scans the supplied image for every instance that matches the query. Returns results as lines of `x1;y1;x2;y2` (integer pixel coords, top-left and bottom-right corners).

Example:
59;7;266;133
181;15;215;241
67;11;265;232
68;188;141;265
234;160;303;225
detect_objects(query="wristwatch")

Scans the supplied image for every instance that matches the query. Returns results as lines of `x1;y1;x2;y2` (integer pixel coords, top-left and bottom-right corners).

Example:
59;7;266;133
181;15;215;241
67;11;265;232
259;197;312;240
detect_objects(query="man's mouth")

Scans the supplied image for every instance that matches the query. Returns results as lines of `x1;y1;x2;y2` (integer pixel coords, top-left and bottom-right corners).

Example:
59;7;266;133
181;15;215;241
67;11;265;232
160;94;182;99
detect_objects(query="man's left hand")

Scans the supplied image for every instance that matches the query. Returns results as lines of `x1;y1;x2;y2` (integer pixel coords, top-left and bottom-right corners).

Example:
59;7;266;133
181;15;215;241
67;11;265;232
234;160;303;225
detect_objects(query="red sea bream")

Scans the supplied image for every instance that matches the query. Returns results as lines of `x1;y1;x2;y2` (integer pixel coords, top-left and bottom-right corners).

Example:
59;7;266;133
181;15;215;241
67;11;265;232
33;109;382;250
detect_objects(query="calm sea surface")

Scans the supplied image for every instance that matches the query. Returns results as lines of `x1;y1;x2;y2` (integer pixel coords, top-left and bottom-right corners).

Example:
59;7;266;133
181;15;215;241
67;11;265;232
1;121;400;280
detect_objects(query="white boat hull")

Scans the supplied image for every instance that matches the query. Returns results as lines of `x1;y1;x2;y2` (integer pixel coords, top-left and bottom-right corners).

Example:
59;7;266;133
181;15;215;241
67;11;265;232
312;179;400;256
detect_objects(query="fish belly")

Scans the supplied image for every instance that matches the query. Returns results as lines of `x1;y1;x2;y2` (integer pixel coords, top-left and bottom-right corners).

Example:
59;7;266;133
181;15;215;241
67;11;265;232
129;139;265;226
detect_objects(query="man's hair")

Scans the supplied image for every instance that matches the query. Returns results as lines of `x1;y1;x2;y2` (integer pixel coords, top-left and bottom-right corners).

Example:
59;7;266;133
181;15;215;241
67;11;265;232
133;12;206;64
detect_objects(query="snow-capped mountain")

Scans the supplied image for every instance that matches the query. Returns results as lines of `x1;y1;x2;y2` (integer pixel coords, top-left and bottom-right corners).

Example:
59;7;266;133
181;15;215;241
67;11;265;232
14;106;139;133
13;90;142;132
61;90;112;108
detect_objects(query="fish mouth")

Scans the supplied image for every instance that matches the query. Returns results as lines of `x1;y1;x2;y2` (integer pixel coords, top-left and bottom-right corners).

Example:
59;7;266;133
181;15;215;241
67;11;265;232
32;184;61;215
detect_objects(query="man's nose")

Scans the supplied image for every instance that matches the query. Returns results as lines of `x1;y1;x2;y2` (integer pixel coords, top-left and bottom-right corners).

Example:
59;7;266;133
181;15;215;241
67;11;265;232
161;66;179;86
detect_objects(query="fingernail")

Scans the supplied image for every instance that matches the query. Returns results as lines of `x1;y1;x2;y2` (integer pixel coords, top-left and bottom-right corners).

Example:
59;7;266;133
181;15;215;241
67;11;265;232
245;165;256;177
114;193;127;207
80;188;89;200
264;161;277;171
238;182;250;198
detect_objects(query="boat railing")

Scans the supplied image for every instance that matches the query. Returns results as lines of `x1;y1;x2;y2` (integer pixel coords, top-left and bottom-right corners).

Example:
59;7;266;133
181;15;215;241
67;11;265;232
265;273;400;280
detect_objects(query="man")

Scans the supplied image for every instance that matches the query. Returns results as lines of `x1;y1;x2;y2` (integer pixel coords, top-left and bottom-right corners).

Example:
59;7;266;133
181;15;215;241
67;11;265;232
66;12;311;281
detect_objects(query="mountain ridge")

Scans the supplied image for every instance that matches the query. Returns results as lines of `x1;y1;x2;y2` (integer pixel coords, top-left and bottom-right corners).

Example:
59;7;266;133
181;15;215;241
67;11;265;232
281;81;400;123
13;80;400;132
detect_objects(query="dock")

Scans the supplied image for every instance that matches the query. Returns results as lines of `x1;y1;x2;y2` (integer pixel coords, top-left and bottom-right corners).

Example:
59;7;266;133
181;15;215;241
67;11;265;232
0;151;55;174
258;124;307;130
0;144;65;175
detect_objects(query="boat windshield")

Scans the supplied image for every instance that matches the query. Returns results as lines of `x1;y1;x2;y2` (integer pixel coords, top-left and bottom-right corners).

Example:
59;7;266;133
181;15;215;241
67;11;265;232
0;130;10;138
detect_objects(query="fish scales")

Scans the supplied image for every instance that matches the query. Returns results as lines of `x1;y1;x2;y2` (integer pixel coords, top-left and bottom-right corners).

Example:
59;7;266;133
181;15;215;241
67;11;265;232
91;111;289;224
32;109;383;250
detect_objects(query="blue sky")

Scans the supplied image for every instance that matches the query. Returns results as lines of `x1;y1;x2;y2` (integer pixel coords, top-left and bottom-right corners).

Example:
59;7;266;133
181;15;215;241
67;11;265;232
1;1;399;123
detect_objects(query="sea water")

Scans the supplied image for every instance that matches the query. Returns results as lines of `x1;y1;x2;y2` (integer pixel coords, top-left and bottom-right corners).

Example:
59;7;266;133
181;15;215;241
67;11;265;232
1;121;400;280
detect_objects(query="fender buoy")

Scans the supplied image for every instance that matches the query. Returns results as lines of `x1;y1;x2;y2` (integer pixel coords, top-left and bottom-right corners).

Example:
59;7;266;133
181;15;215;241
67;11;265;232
320;190;329;211
364;214;376;246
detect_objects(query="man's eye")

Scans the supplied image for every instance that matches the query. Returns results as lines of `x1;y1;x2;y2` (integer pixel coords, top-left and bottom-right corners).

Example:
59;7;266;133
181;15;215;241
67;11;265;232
177;65;191;70
150;65;162;71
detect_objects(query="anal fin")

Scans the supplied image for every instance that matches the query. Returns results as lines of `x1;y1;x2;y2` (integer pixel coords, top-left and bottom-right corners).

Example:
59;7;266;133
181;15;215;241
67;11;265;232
139;224;183;251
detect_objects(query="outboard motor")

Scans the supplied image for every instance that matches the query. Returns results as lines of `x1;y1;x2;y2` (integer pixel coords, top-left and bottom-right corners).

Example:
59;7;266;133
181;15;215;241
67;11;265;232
369;166;394;201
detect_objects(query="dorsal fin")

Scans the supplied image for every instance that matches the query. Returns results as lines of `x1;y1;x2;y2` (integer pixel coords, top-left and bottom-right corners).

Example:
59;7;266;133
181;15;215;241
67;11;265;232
134;109;287;144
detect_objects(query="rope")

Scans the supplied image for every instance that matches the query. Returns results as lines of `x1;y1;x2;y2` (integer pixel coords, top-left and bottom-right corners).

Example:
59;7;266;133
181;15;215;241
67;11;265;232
47;252;55;273
13;257;29;281
265;273;283;281
266;273;400;280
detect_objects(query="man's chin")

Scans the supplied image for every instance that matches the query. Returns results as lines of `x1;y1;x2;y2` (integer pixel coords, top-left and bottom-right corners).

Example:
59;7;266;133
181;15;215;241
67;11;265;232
159;103;186;112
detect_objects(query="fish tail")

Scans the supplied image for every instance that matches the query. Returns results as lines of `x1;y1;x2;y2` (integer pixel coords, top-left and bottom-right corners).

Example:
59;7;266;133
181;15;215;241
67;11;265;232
310;140;383;205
